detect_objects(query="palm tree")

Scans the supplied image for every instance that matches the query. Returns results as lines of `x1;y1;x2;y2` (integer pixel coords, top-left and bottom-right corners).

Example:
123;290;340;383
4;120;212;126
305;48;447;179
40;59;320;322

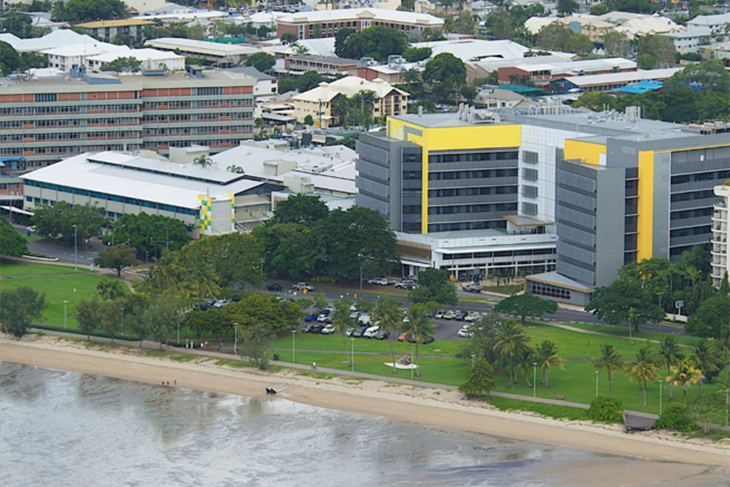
403;304;436;377
518;347;538;387
310;293;328;313
659;335;684;400
536;340;564;389
626;345;660;407
593;344;623;397
372;297;401;374
331;298;354;365
492;320;531;388
184;259;220;303
692;339;722;394
666;357;704;405
192;155;212;168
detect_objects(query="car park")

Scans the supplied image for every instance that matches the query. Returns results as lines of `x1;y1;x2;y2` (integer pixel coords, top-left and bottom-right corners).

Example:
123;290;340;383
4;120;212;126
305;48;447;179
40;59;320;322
458;327;473;338
357;314;372;326
317;314;329;322
443;310;458;320
266;283;283;292
349;311;360;319
213;300;228;308
462;284;481;293
465;312;480;322
302;324;315;333
408;335;435;344
311;324;325;334
345;328;356;336
394;280;416;289
455;310;468;321
434;310;445;319
321;324;335;335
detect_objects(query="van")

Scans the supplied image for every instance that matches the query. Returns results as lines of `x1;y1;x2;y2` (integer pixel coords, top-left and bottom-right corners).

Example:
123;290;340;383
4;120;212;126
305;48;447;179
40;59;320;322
363;325;380;338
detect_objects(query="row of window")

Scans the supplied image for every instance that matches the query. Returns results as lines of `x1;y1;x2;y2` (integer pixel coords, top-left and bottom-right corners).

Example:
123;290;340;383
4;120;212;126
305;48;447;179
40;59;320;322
428;169;518;181
428;151;518;163
671;170;730;185
427;203;518;215
529;283;572;300
670;225;712;238
428;186;518;198
445;248;555;260
428;220;506;233
25;182;196;216
670;208;714;220
670;189;715;202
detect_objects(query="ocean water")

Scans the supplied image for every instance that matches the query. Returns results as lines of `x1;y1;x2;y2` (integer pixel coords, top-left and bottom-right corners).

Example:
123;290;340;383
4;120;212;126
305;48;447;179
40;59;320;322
0;363;724;487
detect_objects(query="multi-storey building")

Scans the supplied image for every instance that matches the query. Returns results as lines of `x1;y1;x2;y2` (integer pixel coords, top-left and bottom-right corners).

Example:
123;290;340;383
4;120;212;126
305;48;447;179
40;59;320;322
276;8;443;40
356;107;730;296
711;183;730;288
75;19;155;45
0;67;254;168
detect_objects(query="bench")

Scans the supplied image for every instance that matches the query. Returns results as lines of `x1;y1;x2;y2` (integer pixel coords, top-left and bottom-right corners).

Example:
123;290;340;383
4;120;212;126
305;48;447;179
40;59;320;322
555;395;564;401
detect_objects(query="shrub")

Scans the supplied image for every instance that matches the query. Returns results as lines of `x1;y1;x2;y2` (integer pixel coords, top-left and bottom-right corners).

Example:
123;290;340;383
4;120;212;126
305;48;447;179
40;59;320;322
588;396;624;423
655;403;692;432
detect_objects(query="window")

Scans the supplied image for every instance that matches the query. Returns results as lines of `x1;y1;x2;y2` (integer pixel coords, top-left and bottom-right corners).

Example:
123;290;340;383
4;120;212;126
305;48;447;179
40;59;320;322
198;87;222;96
523;151;538;163
523;168;538;181
35;93;57;103
522;185;538;198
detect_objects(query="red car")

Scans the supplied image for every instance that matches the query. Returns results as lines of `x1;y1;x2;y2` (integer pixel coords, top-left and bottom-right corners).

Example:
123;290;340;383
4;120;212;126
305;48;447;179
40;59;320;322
397;332;410;342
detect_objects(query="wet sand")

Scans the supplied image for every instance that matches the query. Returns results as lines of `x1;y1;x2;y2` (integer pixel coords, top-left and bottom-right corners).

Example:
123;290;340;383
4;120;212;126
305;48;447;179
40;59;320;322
1;335;728;486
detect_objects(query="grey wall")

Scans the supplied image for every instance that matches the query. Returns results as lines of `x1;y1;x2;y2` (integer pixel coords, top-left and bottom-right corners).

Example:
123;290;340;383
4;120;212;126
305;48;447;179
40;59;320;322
594;166;626;287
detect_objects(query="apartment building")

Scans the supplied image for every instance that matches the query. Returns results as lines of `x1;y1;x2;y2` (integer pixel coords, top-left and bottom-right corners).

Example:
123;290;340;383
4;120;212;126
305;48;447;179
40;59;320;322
75;19;155;45
277;8;443;40
712;183;730;288
0;67;254;168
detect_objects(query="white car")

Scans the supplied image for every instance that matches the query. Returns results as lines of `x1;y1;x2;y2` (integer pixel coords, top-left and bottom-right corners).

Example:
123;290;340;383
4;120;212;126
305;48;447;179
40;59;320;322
349;311;360;319
394;280;416;289
321;324;335;335
367;277;389;286
293;282;314;292
458;327;473;338
443;310;458;320
357;314;372;326
317;314;329;322
363;325;380;338
465;312;481;322
434;310;445;319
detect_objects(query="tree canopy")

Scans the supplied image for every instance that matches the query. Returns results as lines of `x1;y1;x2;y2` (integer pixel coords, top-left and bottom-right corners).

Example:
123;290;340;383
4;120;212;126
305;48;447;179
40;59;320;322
0;41;21;76
58;0;129;21
0;286;46;338
94;244;138;277
338;26;408;63
402;46;431;63
686;294;730;339
32;201;107;247
246;52;275;72
100;56;141;73
409;267;458;306
422;53;466;102
0;218;28;257
494;293;558;323
586;278;665;332
107;212;190;258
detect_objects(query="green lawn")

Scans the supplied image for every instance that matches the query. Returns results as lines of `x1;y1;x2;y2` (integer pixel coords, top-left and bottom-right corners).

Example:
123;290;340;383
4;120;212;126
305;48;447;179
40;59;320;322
271;331;462;356
485;396;589;421
0;260;93;275
1;273;126;327
553;321;699;347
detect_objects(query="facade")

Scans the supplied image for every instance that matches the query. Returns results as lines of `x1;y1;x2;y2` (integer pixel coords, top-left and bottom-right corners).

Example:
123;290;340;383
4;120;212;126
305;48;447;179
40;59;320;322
86;48;186;72
75;19;155;44
284;55;359;75
0;68;254;168
276;8;443;40
292;76;408;128
711;184;730;288
661;27;712;54
687;13;730;36
497;58;636;86
226;67;278;98
556;67;681;93
144;38;260;67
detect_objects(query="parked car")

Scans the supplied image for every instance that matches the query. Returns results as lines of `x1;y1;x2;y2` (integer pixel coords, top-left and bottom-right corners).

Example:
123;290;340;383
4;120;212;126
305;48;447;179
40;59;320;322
349;311;360;319
352;327;366;338
443;310;458;320
363;325;380;338
345;328;356;336
321;324;335;335
434;310;445;319
357;314;372;326
465;311;481;322
304;313;318;322
266;283;283;292
317;314;329;322
458;327;473;338
397;332;410;342
376;331;390;340
463;283;481;293
293;282;314;292
394;280;416;289
408;335;435;344
213;300;228;308
302;324;315;333
311;324;325;334
367;277;389;286
455;310;468;321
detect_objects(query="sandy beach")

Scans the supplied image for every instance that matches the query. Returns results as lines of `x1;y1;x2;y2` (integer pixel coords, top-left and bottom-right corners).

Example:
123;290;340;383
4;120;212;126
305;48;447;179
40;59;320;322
2;335;729;486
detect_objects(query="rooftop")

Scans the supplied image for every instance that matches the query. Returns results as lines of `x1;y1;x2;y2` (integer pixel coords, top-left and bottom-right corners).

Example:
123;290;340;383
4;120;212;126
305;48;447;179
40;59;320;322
225;66;276;81
527;271;595;292
75;19;156;28
0;29;99;52
21;151;266;209
278;8;444;26
145;38;260;56
410;39;529;62
511;57;636;75
561;67;681;87
294;76;408;102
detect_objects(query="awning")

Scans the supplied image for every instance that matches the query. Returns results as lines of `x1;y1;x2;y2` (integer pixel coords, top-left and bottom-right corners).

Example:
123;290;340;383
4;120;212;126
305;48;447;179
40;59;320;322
0;205;33;216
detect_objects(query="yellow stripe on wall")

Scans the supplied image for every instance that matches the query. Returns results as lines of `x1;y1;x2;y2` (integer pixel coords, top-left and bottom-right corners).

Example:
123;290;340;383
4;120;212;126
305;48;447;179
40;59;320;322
564;140;606;166
636;150;655;261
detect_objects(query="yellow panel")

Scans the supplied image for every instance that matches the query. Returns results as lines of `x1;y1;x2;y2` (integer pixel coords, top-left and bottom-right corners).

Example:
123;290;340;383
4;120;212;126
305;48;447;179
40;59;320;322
636;151;655;261
387;118;521;233
564;140;606;166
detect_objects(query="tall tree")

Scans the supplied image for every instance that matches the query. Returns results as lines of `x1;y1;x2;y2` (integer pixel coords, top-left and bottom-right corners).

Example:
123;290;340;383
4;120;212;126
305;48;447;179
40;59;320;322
659;335;684;401
423;53;466;102
494;293;558;323
334;27;355;57
493;320;531;388
666;357;704;405
76;296;100;340
0;41;20;76
459;359;496;398
340;26;407;63
691;339;723;391
409;268;457;306
108;213;190;258
0;218;28;257
535;339;563;388
0;286;46;338
60;0;129;21
537;23;573;52
331;297;355;366
586;278;665;332
403;304;436;377
593;344;623;397
372;297;402;374
96;278;127;300
94;244;138;277
626;345;660;406
246;52;275;72
636;35;676;69
142;300;179;349
601;31;630;57
272;194;329;225
32;201;107;247
557;0;579;14
686;294;730;339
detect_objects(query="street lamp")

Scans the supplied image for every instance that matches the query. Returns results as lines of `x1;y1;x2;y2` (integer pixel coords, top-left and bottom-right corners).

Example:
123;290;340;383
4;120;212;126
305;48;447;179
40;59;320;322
533;362;538;398
63;300;68;330
73;224;77;270
411;345;415;380
292;329;296;364
659;379;664;415
233;322;238;355
471;354;476;368
595;370;600;397
351;338;355;372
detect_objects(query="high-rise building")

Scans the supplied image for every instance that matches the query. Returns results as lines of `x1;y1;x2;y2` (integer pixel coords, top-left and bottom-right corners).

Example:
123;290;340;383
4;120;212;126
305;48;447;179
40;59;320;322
711;183;730;288
0;67;254;168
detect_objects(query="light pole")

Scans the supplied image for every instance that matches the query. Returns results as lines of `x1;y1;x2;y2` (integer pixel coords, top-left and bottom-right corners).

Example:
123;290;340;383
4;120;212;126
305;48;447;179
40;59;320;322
351;338;355;372
411;346;415;380
533;362;537;398
73;224;77;270
659;379;664;415
726;390;729;427
63;300;68;330
292;329;296;364
233;322;238;355
111;223;126;246
657;291;664;333
595;370;600;397
177;320;180;345
471;354;476;368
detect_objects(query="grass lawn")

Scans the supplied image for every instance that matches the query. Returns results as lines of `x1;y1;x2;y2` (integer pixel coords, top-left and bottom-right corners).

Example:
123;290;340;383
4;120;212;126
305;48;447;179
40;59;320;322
479;283;523;295
484;396;589;421
0;259;93;275
553;321;699;348
271;331;462;356
1;273;126;327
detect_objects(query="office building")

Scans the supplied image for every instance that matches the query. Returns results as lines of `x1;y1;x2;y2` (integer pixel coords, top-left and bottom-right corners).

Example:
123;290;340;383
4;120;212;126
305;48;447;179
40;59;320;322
0;67;254;168
276;8;443;40
712;183;730;288
75;19;155;45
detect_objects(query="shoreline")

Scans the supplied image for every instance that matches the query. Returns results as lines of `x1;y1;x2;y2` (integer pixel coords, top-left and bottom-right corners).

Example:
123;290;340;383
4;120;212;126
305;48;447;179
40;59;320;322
2;335;729;473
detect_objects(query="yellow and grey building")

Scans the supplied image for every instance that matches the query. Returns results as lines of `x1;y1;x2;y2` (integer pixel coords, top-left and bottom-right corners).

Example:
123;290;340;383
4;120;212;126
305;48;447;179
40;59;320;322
356;108;730;305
